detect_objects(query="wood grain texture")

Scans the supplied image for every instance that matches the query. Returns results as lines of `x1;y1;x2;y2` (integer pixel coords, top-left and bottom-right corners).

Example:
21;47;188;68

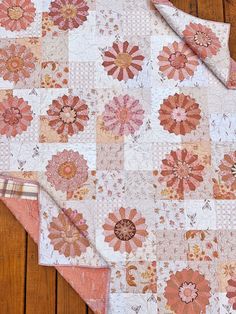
25;236;56;314
0;201;26;314
224;0;236;59
57;273;87;314
172;0;198;15
197;0;224;21
87;307;95;314
0;1;236;314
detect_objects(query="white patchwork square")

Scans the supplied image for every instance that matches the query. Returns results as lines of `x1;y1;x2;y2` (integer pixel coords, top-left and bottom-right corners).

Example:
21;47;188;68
124;143;154;170
68;12;99;62
184;199;216;230
9;142;41;171
210;113;236;142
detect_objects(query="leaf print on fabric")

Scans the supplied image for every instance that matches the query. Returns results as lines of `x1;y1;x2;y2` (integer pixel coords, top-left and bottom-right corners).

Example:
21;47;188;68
164;268;211;314
219;152;236;190
41;62;69;88
103;207;148;254
42;12;54;36
226;274;236;310
157;41;199;81
48;208;89;257
102;41;145;81
49;0;89;31
46;149;88;192
102;94;145;136
0;96;33;137
125;261;157;293
0;0;36;32
47;95;89;136
183;23;221;59
160;149;205;195
158;93;201;135
185;230;219;261
0;44;36;83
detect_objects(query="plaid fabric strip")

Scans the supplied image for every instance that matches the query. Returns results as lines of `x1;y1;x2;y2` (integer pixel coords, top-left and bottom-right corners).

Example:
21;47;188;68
0;178;38;200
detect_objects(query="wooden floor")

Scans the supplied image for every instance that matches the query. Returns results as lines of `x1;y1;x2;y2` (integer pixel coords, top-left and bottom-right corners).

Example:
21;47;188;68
0;1;236;313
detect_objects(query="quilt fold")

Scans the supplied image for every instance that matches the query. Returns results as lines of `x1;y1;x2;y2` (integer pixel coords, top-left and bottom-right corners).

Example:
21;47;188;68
0;191;110;314
152;0;236;88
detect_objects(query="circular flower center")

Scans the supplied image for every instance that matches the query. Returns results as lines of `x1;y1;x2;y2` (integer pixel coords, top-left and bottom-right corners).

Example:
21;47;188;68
231;163;236;178
61;225;80;244
169;52;188;69
58;161;77;179
117;107;130;124
59;106;77;124
174;162;191;179
60;4;77;19
3;107;22;125
171;107;187;122
114;53;132;68
6;56;24;73
114;219;136;241
194;31;212;48
7;6;24;20
179;282;198;304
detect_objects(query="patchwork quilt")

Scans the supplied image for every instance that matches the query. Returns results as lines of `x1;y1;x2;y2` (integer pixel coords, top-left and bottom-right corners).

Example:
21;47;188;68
0;0;236;313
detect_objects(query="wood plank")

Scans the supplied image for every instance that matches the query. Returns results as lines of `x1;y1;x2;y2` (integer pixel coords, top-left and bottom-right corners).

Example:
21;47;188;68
172;0;198;16
87;307;94;314
0;201;26;314
224;0;236;59
25;235;56;314
197;0;224;21
57;272;87;314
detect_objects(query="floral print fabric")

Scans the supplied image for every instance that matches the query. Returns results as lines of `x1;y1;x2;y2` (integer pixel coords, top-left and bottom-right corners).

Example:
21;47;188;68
183;23;222;59
0;0;36;31
0;0;236;313
0;96;33;137
0;43;36;83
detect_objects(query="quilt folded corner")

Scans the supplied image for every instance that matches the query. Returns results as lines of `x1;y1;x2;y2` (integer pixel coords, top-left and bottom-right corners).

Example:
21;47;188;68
152;0;236;89
0;182;110;314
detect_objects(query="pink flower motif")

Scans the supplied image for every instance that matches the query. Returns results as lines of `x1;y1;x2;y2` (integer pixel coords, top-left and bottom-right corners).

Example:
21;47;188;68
49;0;89;30
103;207;148;254
0;96;33;137
183;23;221;59
102;41;145;81
0;44;36;83
48;208;89;257
0;0;36;32
158;93;201;135
46;149;88;192
157;41;199;81
160;149;205;195
178;282;198;304
102;94;145;136
47;95;89;136
219;151;236;190
164;269;211;313
226;275;236;310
